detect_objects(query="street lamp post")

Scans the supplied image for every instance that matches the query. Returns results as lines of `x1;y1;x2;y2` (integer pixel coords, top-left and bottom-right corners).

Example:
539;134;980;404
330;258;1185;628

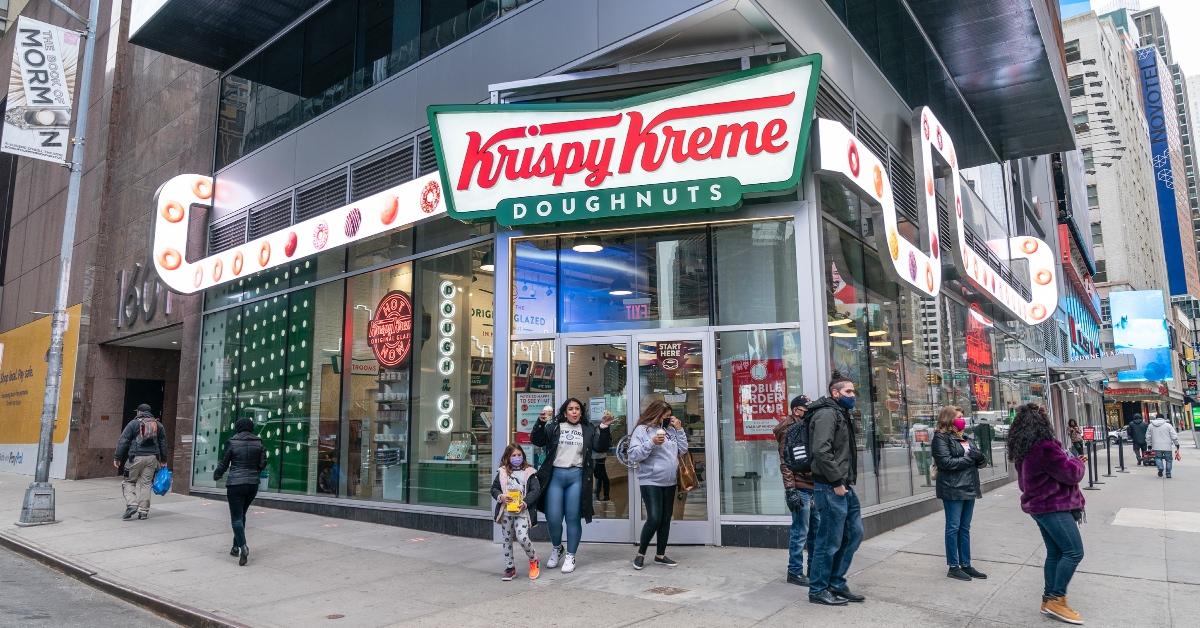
17;0;102;526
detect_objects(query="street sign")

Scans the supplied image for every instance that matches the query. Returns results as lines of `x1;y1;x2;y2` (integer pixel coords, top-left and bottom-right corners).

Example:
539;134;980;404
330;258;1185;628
1081;426;1097;441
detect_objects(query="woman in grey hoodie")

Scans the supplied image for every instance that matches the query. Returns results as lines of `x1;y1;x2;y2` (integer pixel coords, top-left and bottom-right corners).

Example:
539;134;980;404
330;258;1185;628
627;400;688;570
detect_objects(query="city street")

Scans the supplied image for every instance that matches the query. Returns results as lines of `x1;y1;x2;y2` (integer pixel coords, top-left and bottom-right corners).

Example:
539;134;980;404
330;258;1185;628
3;440;1199;627
0;546;173;627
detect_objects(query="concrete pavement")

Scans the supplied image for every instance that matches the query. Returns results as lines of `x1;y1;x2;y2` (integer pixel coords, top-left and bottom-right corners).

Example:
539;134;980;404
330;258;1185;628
1;441;1198;627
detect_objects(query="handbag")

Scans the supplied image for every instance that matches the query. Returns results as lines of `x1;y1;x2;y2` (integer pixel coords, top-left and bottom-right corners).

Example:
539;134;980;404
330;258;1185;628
152;466;172;496
676;449;699;492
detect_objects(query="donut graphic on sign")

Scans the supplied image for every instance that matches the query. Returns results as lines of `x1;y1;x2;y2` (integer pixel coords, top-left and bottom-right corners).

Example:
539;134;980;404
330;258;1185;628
368;291;414;367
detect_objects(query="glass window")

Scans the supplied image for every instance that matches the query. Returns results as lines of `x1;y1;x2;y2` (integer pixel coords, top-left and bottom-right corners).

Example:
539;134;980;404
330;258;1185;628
1068;75;1085;98
347;262;413;502
1065;39;1081;63
510;339;556;452
713;221;799;325
512;237;557;335
716;329;804;515
560;227;710;332
204;249;346;311
1087;184;1099;208
350;228;414;271
193;309;240;488
415;215;492;254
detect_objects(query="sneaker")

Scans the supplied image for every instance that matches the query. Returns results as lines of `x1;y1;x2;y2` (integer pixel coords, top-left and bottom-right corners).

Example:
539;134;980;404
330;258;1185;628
137;512;148;520
1159;469;1164;477
1167;474;1173;479
1042;596;1083;625
653;556;678;567
961;565;988;579
230;546;239;556
528;559;540;580
947;567;971;581
547;546;563;569
501;567;516;581
786;572;809;586
122;506;137;520
238;545;249;567
633;555;645;570
561;553;576;573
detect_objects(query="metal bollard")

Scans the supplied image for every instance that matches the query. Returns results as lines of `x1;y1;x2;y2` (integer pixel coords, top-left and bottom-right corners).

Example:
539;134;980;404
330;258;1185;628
1116;435;1129;473
1103;431;1115;477
1091;441;1105;484
1084;440;1100;490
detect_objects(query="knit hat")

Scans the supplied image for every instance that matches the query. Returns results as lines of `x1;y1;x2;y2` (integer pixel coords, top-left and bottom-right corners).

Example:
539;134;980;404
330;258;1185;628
790;395;811;410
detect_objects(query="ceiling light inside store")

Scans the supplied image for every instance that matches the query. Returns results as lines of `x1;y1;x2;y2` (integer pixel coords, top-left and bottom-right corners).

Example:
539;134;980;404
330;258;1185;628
869;340;890;347
572;236;604;253
827;318;853;327
609;277;633;296
830;332;857;338
868;330;888;337
902;339;913;345
479;250;495;273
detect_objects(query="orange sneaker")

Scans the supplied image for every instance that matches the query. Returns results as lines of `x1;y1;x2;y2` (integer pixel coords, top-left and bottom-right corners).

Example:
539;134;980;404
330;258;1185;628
529;558;540;580
1043;596;1083;625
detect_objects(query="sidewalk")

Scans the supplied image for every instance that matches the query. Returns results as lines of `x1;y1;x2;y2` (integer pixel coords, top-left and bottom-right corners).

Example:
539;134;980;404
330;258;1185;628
2;445;1199;627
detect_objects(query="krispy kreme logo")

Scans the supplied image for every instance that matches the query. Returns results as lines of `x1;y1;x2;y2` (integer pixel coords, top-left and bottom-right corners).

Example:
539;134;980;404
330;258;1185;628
368;291;414;368
428;56;821;225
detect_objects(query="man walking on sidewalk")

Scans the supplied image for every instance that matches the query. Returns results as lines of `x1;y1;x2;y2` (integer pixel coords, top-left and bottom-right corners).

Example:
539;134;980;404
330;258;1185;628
114;404;168;520
774;394;818;587
1146;413;1180;478
1126;414;1149;466
807;371;865;607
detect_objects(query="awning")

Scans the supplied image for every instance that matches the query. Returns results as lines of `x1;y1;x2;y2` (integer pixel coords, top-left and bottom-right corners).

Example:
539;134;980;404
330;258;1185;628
905;0;1076;159
130;0;323;71
1049;353;1136;381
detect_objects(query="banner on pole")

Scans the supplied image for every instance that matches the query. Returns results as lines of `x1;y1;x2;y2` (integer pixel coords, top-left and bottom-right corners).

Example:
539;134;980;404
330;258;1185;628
2;16;80;163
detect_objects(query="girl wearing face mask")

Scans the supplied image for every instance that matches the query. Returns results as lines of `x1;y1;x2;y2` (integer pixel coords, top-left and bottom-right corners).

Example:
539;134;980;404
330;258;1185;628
491;443;542;581
932;406;988;582
531;398;614;574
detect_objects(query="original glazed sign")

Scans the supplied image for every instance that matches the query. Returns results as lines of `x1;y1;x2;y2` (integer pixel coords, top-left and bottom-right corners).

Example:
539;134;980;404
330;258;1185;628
427;56;821;225
368;291;414;368
815;107;1058;325
150;172;446;294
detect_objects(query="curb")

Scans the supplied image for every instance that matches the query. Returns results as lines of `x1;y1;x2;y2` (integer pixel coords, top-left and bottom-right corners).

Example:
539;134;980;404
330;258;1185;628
0;530;249;628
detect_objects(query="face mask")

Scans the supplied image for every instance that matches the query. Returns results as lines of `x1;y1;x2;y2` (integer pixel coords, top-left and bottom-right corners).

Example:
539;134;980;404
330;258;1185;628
836;395;856;410
952;418;967;432
509;456;524;467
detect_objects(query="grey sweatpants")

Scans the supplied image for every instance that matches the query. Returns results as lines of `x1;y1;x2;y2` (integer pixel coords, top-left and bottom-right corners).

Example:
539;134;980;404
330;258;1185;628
123;455;158;514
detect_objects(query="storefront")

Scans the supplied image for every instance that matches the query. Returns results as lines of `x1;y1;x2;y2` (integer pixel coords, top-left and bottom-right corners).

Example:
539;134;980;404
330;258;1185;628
150;45;1073;546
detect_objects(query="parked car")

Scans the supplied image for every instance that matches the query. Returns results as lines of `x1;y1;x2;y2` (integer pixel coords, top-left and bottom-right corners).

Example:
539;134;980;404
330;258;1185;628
1108;428;1127;444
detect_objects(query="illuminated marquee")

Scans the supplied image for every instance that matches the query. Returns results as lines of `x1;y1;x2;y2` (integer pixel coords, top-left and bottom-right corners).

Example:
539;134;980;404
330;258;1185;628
815;107;1058;325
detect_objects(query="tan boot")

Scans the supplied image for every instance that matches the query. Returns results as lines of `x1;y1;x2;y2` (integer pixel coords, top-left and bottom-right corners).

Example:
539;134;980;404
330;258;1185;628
1043;596;1083;625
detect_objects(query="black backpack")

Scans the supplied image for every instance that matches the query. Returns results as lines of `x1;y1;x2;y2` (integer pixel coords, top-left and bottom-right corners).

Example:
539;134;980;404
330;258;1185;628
782;416;812;474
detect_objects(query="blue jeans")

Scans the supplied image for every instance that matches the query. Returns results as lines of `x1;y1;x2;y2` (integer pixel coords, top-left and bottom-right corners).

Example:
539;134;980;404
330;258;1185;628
1156;451;1174;476
544;466;583;554
788;489;818;576
942;499;975;567
1032;511;1084;598
809;482;863;595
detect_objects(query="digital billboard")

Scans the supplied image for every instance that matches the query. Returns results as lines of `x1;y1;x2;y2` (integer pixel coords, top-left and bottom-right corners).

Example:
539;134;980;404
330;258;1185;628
1111;290;1172;382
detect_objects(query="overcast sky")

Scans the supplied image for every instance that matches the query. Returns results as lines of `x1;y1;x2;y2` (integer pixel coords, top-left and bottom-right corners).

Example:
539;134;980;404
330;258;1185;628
1141;1;1200;78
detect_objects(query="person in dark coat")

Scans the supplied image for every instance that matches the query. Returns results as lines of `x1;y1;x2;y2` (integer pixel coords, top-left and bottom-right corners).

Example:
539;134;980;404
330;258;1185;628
114;404;168;520
1126;414;1149;465
530;398;613;574
214;417;267;566
932;406;988;581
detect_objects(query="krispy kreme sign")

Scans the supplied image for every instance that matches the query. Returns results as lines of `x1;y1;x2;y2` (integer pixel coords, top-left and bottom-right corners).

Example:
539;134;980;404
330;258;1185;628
427;56;821;225
369;290;414;368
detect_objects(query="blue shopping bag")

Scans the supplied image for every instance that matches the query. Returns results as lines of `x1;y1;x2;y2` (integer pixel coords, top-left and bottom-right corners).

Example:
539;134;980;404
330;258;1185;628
152;466;173;496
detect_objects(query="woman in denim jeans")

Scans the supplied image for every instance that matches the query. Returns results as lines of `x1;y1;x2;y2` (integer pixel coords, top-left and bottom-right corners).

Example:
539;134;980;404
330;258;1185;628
1008;404;1086;625
931;406;988;582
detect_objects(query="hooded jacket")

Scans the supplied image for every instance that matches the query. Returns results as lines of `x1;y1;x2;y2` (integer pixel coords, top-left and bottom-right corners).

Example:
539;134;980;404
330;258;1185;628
214;432;267;486
115;412;168;463
1146;417;1179;452
807;396;857;488
530;417;612;523
773;413;814;490
1126;417;1148;446
932;430;986;501
491;466;542;525
1017;439;1085;515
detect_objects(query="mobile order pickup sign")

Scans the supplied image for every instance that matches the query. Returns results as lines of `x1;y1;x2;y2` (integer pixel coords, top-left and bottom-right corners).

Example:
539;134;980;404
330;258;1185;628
2;16;80;163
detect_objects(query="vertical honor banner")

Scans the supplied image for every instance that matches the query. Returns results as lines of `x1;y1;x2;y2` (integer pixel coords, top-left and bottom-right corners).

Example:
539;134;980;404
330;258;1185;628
2;17;80;163
731;359;787;441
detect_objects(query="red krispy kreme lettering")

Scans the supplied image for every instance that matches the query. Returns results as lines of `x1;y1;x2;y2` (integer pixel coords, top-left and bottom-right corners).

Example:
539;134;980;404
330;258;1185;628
455;93;795;192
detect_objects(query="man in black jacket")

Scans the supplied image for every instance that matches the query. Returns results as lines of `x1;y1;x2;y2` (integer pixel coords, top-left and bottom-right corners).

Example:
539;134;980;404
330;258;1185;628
1126;414;1149;465
113;404;168;520
807;372;864;607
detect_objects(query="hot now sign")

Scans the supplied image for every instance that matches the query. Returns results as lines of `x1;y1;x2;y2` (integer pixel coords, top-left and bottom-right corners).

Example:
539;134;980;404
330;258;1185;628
427;56;822;225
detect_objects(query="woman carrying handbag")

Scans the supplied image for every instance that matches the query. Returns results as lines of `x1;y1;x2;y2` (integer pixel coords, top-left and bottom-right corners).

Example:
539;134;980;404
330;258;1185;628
626;400;689;570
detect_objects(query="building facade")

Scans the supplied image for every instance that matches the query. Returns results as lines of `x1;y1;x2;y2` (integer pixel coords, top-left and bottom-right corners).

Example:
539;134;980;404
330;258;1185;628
132;0;1080;545
0;0;211;479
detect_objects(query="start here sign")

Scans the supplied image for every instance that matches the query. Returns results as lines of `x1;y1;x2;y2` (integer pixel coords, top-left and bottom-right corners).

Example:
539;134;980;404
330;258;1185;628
732;359;787;441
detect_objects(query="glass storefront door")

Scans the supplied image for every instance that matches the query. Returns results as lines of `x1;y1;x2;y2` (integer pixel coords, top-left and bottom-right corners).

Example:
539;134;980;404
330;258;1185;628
559;333;716;545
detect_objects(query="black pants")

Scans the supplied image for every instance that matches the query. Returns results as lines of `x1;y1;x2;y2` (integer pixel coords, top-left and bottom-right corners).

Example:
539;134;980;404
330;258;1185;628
1133;442;1146;464
594;458;610;500
638;484;677;556
227;483;259;548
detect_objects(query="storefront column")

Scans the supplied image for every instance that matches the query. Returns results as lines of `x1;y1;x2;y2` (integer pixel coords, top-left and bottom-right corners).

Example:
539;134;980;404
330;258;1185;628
794;181;828;398
491;231;518;471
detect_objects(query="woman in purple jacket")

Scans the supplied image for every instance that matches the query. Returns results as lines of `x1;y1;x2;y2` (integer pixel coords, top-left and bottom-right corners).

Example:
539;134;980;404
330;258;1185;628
1007;404;1086;626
